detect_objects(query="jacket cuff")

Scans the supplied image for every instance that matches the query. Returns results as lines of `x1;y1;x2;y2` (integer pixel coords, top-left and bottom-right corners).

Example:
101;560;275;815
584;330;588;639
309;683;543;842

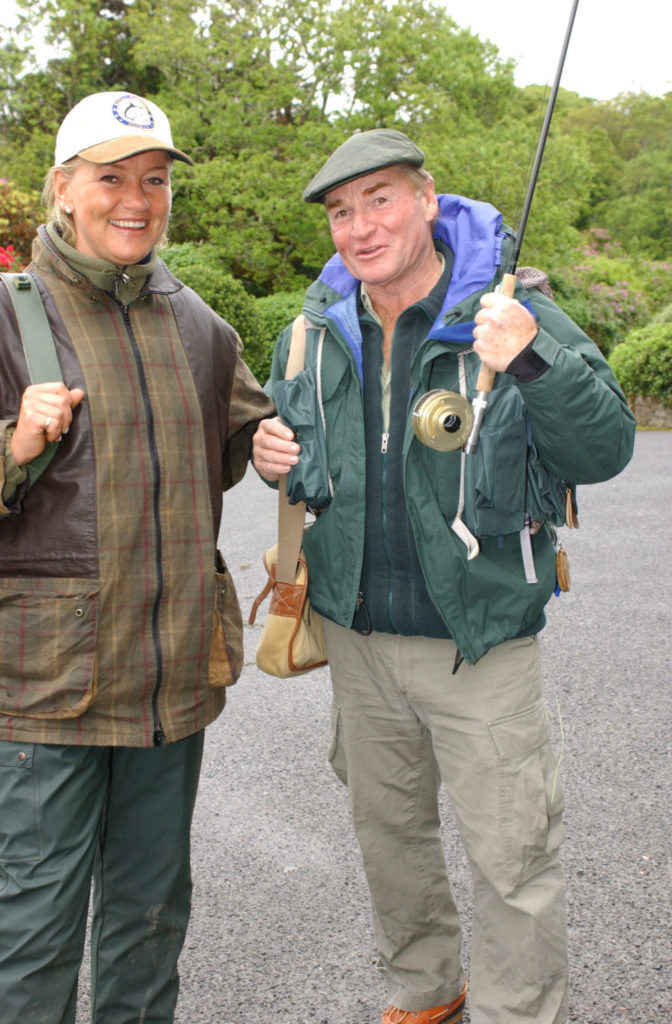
506;333;550;383
1;424;28;512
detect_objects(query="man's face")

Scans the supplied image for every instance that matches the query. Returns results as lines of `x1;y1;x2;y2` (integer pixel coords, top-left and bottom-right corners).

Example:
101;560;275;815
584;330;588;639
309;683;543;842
324;165;438;292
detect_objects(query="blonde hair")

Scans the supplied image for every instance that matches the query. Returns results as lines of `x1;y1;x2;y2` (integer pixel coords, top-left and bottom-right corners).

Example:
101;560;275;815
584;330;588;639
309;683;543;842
42;155;174;250
42;162;79;247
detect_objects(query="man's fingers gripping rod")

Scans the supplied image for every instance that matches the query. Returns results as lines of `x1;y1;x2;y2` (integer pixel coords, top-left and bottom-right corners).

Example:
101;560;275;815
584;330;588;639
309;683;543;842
462;273;517;455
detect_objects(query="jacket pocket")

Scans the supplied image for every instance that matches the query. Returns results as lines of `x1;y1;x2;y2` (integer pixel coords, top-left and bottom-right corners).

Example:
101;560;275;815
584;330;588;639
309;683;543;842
525;433;569;526
273;367;332;510
209;556;243;687
0;577;99;719
462;385;527;536
275;338;352;508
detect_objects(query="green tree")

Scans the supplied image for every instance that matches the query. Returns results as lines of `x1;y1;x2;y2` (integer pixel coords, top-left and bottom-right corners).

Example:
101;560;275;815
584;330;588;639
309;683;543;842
0;0;179;190
165;0;571;290
1;0;669;307
326;0;515;128
560;92;672;258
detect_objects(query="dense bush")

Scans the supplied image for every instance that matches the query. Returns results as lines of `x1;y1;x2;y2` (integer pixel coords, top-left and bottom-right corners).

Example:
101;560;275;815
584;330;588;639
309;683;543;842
253;290;305;387
609;311;672;408
162;243;267;376
550;231;654;355
163;242;303;382
0;244;24;271
0;180;41;263
160;241;223;276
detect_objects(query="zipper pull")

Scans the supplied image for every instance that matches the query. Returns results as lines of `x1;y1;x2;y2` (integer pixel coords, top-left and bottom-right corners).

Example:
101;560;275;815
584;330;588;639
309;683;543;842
381;432;389;454
113;271;131;298
353;592;372;636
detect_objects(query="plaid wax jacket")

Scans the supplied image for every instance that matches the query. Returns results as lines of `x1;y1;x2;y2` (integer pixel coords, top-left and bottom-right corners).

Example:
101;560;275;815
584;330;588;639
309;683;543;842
0;229;274;747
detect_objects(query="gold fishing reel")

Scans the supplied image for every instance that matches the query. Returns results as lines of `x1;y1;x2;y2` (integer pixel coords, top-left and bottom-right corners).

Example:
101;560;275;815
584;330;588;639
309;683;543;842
412;390;474;452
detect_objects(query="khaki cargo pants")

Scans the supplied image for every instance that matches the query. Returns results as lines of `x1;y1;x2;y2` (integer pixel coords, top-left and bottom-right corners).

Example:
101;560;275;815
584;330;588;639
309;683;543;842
324;624;568;1024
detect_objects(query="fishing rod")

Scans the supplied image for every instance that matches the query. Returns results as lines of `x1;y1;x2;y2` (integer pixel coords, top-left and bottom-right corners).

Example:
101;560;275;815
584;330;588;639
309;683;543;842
461;0;581;454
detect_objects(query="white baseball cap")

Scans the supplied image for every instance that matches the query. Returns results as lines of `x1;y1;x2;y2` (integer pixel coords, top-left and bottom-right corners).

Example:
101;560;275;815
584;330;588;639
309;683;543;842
55;91;193;166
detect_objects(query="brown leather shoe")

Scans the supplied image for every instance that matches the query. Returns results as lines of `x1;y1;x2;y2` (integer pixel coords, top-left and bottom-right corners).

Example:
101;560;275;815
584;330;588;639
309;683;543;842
381;982;467;1024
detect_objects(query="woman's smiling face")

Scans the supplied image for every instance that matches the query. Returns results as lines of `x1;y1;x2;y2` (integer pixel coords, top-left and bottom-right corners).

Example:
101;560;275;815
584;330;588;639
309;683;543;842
55;151;172;266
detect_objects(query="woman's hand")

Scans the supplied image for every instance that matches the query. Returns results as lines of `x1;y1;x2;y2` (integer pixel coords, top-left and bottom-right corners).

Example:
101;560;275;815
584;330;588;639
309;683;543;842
10;382;86;466
252;416;300;481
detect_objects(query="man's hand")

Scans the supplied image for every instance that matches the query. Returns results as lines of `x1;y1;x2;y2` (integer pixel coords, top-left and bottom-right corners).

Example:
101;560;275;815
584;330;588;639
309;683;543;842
252;416;300;481
473;292;538;373
10;382;86;466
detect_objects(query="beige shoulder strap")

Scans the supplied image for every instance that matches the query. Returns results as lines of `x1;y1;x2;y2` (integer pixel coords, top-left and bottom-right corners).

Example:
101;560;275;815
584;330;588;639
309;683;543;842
276;315;309;583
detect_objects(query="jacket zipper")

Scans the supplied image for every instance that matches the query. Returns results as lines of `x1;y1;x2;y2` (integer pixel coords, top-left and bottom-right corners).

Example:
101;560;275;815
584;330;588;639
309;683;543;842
122;304;165;746
301;306;366;628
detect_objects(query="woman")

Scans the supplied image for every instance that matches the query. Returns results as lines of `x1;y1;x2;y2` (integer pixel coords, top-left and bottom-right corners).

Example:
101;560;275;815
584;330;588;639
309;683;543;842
0;91;274;1024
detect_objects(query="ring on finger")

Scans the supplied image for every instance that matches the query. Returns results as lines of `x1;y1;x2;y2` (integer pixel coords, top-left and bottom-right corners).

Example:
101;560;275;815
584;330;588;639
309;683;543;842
44;416;52;430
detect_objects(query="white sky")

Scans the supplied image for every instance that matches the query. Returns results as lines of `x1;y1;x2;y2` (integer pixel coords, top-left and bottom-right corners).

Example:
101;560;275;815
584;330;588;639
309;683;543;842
442;0;671;100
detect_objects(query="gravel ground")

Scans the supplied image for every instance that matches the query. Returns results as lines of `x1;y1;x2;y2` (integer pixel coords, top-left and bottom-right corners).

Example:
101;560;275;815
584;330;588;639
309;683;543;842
76;430;671;1024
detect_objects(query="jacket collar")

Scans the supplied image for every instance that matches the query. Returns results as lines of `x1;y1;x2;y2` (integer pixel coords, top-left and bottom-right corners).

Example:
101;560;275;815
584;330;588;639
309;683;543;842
32;226;183;299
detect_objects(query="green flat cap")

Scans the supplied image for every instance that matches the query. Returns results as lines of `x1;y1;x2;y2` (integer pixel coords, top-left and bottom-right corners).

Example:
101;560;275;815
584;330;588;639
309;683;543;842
303;128;425;203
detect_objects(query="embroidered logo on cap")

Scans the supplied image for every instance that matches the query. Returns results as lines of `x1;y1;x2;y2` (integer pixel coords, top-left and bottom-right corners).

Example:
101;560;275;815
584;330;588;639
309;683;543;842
112;94;155;131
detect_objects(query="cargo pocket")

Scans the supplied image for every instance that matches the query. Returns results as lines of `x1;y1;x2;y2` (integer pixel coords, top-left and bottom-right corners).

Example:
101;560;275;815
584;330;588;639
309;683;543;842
0;742;39;863
488;700;565;888
327;701;348;786
209;556;243;687
0;578;99;719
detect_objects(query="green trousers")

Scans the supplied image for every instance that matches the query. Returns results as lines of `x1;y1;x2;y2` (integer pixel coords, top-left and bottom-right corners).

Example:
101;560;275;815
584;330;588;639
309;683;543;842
324;624;568;1024
0;731;204;1024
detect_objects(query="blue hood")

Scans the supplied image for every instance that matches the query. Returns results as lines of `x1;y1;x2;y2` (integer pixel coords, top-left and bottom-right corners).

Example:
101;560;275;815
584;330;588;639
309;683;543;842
312;193;508;381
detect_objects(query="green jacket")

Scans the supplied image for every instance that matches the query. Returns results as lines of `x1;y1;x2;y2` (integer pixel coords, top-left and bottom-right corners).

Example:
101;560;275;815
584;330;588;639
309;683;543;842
269;194;636;664
0;229;274;746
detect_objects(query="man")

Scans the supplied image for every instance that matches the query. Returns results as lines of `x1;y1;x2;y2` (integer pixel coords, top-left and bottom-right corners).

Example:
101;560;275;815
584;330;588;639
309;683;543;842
252;129;635;1024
